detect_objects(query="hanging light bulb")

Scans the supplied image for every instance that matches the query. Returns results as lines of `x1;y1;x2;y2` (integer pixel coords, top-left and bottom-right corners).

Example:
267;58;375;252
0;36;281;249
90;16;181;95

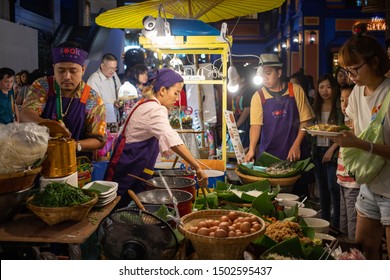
169;54;184;74
227;65;239;93
292;33;299;44
310;31;317;44
118;81;138;100
253;66;264;85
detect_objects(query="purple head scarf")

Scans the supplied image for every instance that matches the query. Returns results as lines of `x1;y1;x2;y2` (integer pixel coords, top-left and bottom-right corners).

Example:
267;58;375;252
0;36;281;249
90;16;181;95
148;68;183;92
52;46;88;66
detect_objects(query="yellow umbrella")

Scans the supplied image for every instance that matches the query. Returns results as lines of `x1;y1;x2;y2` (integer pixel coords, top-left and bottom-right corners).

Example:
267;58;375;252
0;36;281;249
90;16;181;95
96;0;286;29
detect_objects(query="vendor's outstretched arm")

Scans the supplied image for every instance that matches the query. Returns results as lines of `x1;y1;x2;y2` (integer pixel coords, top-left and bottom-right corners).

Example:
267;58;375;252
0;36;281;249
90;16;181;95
244;125;261;162
171;144;208;188
19;108;47;123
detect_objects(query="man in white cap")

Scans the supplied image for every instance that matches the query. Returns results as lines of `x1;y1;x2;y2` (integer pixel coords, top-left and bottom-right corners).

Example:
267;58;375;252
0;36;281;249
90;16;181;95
244;53;314;163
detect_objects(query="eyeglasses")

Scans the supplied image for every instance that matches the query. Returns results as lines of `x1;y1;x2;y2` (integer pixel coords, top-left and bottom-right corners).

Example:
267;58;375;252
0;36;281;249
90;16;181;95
344;61;366;77
102;63;118;72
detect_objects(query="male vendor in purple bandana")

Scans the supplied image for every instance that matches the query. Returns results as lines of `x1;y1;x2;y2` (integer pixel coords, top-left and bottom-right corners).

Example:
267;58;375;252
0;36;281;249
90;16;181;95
20;41;107;156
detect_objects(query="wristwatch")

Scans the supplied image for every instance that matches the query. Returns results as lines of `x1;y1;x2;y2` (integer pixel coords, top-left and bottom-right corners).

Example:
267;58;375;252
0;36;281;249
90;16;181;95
77;142;82;152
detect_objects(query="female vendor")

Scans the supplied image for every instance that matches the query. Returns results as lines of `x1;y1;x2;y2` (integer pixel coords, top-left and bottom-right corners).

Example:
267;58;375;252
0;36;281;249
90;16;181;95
106;68;208;208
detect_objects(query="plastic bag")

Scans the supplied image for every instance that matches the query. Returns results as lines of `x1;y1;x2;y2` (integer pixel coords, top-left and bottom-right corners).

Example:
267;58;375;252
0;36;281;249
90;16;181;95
341;92;390;184
0;123;49;174
341;122;385;184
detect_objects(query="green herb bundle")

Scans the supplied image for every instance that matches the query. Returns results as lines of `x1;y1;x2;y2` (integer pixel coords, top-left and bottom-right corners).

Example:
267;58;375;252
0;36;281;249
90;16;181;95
32;182;92;207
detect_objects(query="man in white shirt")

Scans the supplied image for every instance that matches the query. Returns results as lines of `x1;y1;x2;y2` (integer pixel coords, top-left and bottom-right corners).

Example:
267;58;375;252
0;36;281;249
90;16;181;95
87;53;122;132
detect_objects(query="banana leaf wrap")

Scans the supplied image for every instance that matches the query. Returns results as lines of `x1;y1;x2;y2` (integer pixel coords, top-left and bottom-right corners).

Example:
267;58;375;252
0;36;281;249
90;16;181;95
238;152;313;178
215;180;279;203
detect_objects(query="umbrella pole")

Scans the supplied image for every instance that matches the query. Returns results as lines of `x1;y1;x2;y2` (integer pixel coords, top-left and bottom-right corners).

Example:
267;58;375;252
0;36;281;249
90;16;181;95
194;54;205;149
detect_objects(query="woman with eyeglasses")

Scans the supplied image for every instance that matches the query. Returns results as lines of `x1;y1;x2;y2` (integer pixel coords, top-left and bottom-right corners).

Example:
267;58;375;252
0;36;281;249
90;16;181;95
331;32;390;259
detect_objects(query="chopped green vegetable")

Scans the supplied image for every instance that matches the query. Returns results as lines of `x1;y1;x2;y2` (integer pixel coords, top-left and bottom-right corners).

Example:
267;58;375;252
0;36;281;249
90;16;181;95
32;182;93;207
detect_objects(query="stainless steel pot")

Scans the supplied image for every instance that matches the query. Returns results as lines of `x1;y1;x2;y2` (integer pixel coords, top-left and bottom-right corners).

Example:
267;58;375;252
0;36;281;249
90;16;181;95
136;189;193;217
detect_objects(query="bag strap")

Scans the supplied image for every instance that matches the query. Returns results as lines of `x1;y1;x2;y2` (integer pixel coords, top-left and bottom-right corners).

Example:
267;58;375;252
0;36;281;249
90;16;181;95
373;92;390;125
121;98;158;135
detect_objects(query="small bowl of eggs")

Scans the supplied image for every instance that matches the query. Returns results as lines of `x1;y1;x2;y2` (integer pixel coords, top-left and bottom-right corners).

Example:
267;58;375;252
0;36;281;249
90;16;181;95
179;209;266;260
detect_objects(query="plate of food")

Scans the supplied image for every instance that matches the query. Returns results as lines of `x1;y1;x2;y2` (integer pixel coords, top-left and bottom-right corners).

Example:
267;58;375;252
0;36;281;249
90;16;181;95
302;124;349;137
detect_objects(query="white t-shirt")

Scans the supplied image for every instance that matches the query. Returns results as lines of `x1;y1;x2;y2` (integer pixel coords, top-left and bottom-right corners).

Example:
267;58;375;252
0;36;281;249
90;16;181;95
346;78;390;197
123;98;183;155
87;68;121;123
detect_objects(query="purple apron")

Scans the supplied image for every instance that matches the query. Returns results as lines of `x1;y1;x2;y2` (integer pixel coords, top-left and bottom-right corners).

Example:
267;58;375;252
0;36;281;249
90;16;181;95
105;99;160;208
258;82;310;160
42;76;90;141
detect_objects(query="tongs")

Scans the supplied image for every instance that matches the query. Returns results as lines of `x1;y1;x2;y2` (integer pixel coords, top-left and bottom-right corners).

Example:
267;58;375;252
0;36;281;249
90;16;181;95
319;238;339;260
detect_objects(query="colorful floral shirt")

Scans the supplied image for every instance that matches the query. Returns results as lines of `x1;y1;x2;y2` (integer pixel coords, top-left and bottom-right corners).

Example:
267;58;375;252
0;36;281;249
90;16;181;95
22;76;107;142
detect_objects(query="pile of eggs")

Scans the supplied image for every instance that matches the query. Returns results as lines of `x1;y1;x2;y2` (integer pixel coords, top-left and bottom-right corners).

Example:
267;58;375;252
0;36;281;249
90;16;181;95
187;211;262;238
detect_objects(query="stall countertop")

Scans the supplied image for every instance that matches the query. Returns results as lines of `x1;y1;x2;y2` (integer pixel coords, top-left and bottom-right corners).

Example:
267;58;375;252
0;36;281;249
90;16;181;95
0;196;120;245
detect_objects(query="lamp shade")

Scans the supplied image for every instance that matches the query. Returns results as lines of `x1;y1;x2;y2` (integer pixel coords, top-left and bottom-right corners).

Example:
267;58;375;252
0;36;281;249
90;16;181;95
118;82;138;100
253;66;264;85
227;66;239;93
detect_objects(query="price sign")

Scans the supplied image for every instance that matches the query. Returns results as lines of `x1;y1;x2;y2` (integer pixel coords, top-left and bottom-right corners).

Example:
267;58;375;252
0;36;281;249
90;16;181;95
224;110;245;164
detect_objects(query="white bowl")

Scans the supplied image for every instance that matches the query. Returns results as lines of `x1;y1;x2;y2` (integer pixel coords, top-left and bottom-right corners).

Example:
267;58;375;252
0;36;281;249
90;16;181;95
298;207;318;218
279;200;305;208
303;217;330;233
83;180;118;196
276;193;299;201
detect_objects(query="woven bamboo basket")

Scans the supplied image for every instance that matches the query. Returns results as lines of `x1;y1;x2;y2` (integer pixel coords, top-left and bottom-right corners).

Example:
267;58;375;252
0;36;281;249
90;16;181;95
26;192;98;225
0;167;42;195
235;168;301;187
179;210;265;259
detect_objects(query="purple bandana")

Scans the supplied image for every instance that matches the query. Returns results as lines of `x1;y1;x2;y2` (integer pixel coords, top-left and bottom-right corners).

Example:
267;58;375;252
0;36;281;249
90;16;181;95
52;47;88;66
148;68;183;92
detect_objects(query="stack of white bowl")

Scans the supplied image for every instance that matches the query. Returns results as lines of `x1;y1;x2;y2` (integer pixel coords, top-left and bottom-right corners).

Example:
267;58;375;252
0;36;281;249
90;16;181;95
83;180;118;207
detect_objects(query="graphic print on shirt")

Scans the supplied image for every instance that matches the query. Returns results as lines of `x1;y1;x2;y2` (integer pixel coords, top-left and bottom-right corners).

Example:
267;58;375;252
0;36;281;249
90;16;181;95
370;103;383;123
272;108;287;118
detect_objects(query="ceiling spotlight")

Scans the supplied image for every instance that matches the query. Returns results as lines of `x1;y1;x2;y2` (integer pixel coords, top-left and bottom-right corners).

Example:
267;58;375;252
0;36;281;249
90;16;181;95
273;45;279;52
141;4;172;41
281;42;287;49
143;16;156;31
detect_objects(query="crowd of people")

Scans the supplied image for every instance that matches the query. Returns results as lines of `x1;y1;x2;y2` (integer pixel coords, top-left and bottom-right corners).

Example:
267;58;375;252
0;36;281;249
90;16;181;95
236;28;389;260
1;23;389;259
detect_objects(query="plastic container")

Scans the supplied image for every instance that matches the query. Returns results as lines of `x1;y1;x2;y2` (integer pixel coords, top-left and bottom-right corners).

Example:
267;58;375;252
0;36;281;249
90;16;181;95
39;171;78;190
202;169;225;188
241;162;254;169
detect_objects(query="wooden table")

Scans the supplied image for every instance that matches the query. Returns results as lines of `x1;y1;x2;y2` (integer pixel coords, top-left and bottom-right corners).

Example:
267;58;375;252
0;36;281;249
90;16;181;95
0;196;120;259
